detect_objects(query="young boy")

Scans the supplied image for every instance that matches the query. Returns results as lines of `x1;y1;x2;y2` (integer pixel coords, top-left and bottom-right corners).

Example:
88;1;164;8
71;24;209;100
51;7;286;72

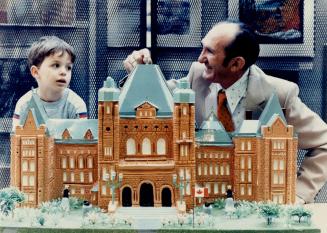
12;36;87;131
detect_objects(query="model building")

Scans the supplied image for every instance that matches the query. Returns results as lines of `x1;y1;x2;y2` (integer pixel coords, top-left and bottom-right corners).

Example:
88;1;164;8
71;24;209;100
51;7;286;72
10;64;297;209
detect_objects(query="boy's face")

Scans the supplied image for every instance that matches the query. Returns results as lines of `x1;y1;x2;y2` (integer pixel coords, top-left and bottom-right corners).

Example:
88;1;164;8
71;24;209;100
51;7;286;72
31;51;73;100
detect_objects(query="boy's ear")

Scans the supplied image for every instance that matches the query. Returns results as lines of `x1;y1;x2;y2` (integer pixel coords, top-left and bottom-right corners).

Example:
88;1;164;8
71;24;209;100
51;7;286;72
30;66;40;80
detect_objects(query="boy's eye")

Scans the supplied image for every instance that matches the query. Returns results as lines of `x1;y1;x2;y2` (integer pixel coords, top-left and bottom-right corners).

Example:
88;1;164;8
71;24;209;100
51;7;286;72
52;63;60;68
67;66;72;71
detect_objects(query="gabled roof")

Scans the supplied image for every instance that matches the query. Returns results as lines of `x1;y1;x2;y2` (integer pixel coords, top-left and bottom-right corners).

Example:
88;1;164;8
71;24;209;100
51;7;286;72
235;93;287;137
119;65;174;118
235;120;260;137
196;112;232;146
258;92;286;131
47;119;98;144
134;100;159;110
20;92;48;130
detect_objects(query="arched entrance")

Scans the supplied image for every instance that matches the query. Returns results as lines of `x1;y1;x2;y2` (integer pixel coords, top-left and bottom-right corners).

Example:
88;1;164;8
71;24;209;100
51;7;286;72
139;183;154;206
122;187;132;207
161;187;172;207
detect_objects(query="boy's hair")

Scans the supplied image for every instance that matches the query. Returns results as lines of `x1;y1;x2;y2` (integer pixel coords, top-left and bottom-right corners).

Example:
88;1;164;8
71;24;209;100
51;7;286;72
28;36;76;68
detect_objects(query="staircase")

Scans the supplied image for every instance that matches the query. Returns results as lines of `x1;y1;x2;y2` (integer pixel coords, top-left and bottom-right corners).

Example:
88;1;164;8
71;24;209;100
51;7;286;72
116;207;178;229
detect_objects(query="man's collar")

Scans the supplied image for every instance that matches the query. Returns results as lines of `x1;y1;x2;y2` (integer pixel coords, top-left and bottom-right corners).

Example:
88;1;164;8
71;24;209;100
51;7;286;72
214;69;249;113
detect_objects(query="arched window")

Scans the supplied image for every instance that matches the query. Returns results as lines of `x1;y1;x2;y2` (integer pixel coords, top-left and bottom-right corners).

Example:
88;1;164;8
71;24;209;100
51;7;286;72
142;138;151;155
126;138;136;155
78;157;84;169
87;157;93;168
157;138;166;155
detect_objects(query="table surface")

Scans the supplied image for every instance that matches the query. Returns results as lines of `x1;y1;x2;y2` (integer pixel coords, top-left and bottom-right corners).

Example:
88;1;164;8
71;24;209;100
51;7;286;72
307;203;327;233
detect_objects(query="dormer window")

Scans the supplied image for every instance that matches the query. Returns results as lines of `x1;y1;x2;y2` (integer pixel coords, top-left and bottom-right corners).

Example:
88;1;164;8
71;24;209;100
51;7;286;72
135;102;157;118
84;129;94;140
62;129;71;140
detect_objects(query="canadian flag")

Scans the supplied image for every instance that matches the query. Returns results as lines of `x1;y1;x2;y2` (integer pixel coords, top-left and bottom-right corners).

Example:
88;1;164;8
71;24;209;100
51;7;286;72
192;187;209;197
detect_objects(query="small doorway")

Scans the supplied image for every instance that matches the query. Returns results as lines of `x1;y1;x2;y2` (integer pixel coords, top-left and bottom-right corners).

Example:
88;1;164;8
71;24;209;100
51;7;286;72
161;187;172;207
122;187;132;207
139;183;154;206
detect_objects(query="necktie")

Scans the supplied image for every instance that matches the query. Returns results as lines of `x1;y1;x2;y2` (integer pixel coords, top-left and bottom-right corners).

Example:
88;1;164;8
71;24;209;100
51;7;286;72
217;91;234;132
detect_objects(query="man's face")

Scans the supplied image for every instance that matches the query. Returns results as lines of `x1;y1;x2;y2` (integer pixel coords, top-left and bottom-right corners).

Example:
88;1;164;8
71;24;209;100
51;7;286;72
32;51;72;97
198;23;238;83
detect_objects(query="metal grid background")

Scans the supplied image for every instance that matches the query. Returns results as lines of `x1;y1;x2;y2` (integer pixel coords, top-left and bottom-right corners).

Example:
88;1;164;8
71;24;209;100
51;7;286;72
1;0;327;202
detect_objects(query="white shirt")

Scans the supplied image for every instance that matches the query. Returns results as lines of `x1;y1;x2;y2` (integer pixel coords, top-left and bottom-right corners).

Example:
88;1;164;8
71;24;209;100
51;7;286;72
205;69;249;130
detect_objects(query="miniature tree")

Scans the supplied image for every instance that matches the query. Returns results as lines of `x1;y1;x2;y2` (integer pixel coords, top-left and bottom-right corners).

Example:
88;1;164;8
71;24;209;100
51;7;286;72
0;187;25;217
288;205;312;223
258;202;281;225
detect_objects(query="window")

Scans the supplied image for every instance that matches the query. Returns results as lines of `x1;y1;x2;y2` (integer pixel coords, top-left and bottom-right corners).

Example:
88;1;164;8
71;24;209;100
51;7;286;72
240;184;245;196
204;164;208;175
71;173;75;182
248;185;252;196
104;147;112;156
80;188;85;195
197;164;201;175
89;172;93;182
63;172;67;182
106;106;111;114
87;157;93;168
247;141;252;150
30;161;35;172
182;106;187;115
157;138;166;155
221;183;226;194
214;183;219;194
29;176;35;186
22;160;28;172
142;138;151;155
126;138;136;155
240;171;245;182
62;157;67;168
22;175;35;186
209;163;213;175
22;176;28;186
241;141;245;150
205;183;211;194
215;164;219;175
80;172;84;182
78;157;84;168
102;167;108;181
70;157;75;169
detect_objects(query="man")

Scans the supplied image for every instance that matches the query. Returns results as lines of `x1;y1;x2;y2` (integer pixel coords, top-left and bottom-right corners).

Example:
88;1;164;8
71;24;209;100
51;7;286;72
123;20;327;204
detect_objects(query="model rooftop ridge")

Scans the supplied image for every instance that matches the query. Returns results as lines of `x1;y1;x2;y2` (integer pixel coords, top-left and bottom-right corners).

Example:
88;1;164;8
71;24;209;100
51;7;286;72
119;64;174;117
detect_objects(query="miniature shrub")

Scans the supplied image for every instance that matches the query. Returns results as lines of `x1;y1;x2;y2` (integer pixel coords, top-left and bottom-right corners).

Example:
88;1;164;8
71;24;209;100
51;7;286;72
0;187;25;217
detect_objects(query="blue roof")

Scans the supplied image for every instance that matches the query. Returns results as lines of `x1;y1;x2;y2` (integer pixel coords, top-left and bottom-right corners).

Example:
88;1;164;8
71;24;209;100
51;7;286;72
98;76;120;102
196;112;233;146
47;119;98;144
258;92;286;130
119;65;174;117
234;93;287;136
234;120;260;137
21;92;48;129
173;79;195;103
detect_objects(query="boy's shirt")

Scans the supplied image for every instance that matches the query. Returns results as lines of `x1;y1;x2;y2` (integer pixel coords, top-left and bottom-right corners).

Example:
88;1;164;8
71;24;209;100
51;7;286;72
12;88;87;131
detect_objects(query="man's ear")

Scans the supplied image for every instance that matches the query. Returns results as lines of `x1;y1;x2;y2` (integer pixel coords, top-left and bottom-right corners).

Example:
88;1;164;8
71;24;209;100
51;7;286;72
30;65;40;80
229;56;245;72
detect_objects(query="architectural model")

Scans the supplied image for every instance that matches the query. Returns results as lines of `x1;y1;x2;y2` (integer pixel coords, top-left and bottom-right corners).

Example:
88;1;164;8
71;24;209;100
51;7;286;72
10;64;297;210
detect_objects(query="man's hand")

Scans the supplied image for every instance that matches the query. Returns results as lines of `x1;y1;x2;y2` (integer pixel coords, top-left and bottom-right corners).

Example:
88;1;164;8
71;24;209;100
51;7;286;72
123;48;153;74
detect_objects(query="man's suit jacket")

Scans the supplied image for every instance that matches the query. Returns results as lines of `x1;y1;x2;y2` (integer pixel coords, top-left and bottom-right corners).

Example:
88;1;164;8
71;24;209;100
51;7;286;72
168;62;327;203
